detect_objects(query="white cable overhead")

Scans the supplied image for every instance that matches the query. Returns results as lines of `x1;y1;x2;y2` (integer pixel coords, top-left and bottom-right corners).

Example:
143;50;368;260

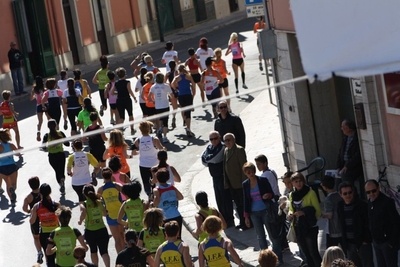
0;75;308;159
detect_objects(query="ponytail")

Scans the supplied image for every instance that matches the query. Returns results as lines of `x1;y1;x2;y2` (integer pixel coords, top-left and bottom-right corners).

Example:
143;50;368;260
67;78;76;96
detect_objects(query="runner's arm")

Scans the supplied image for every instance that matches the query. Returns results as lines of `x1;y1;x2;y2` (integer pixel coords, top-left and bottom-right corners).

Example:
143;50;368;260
117;202;128;227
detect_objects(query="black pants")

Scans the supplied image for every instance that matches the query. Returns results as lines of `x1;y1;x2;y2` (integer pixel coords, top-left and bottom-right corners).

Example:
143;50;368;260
296;226;321;267
139;166;152;196
212;174;234;223
67;107;81;132
48;108;61;126
346;242;374;267
48;152;66;184
40;232;56;267
99;89;107;108
230;187;245;226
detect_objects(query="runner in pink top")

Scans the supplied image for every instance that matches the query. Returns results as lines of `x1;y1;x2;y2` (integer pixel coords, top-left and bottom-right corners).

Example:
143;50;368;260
225;32;247;93
109;155;131;201
30;76;49;141
104;71;118;125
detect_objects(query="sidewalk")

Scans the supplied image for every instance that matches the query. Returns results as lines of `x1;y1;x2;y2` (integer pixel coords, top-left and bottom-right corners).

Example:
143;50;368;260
12;11;247;102
175;88;328;267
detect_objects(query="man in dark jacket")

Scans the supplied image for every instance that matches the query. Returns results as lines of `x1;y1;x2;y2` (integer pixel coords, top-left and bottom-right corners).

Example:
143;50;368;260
365;179;400;267
337;119;363;185
337;182;373;267
201;131;234;227
8;41;26;95
214;100;246;148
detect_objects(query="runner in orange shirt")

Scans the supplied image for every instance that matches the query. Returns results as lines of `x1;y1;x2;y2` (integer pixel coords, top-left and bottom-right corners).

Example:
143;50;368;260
212;48;231;111
253;16;266;71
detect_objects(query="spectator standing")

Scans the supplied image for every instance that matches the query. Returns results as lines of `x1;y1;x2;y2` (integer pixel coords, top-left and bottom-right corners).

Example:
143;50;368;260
337;182;373;267
288;172;322;267
214;100;246;148
365;179;400;267
242;162;283;263
223;133;248;230
321;175;342;248
254;154;280;197
201;131;234;226
8;41;26;95
337;119;363;189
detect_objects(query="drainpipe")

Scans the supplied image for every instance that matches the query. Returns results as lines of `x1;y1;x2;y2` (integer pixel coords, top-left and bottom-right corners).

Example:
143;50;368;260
263;0;291;170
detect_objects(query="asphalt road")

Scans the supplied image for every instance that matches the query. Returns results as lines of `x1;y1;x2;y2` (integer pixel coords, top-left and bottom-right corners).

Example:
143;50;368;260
0;16;272;266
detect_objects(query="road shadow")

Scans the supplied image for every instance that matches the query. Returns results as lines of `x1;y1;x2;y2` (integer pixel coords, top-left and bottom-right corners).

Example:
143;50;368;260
0;195;11;210
59;195;79;209
192;110;214;123
2;207;29;225
173;134;208;147
163;140;185;153
236;94;254;103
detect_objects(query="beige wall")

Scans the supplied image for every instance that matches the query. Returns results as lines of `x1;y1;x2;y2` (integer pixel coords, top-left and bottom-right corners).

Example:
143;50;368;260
214;1;232;19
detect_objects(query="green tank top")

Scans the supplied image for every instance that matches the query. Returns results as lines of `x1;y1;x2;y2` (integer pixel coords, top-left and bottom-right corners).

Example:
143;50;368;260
53;226;77;267
124;198;144;232
98;68;109;90
143;227;166;254
198;207;215;243
47;132;64;154
85;200;106;231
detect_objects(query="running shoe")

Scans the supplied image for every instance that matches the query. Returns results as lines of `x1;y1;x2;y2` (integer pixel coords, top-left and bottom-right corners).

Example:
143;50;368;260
10;187;16;202
99;105;104;116
59;181;65;195
36;131;41;142
259;62;263;71
37;251;44;264
171;117;176;129
162;137;170;143
236;89;239;94
242;84;248;89
0;187;4;195
186;128;195;137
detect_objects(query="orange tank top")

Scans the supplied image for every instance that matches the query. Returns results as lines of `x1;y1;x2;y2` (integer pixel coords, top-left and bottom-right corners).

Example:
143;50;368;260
212;59;227;79
108;145;130;173
143;83;155;108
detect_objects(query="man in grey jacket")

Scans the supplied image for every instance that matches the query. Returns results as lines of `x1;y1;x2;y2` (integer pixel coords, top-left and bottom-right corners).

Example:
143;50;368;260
202;131;234;227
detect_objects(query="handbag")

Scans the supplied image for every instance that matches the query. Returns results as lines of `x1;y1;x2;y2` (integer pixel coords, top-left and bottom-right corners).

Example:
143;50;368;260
287;222;297;243
265;199;285;224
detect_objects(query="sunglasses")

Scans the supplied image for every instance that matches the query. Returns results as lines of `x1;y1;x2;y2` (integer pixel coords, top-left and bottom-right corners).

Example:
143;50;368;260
365;188;378;195
341;191;353;196
218;106;228;109
224;138;232;142
209;137;218;141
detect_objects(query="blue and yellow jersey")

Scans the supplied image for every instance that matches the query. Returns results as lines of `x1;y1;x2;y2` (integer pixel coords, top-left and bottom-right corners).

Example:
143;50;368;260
160;240;185;267
101;181;122;219
201;236;230;267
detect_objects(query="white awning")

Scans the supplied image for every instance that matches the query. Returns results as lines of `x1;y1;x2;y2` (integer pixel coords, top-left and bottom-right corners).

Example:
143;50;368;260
290;0;400;81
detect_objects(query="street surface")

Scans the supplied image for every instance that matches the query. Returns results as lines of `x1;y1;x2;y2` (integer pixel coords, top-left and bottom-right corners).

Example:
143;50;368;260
0;17;271;266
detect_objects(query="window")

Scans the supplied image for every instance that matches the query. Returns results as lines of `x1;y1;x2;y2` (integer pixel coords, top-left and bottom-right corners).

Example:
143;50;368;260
382;72;400;115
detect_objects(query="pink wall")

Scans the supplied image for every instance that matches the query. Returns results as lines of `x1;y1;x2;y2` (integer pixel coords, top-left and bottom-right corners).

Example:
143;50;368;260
0;1;18;74
111;0;136;34
267;0;295;32
45;0;69;55
76;0;96;46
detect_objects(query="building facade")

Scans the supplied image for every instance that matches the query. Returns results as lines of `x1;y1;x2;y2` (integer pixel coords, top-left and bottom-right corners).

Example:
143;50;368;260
0;0;243;90
267;0;400;185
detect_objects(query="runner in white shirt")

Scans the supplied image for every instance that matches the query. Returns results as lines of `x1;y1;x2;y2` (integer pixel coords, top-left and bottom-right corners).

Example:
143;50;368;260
195;37;214;70
149;72;173;143
161;41;179;73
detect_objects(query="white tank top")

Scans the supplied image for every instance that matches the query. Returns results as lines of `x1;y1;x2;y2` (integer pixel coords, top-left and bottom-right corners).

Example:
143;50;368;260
138;136;158;168
72;151;91;186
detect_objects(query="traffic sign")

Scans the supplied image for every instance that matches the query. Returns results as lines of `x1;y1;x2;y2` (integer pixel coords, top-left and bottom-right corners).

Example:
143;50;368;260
245;0;263;5
246;4;264;17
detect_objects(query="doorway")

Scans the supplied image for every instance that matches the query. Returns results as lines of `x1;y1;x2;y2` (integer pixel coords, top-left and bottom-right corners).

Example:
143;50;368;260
62;0;80;65
92;0;109;55
193;0;207;22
